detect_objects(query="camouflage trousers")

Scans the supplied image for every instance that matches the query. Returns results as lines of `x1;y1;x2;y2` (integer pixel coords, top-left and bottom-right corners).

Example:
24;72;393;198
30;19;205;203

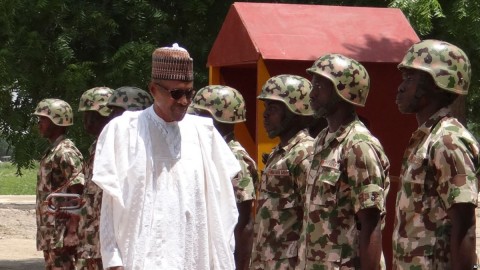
42;247;76;270
76;258;103;270
250;257;297;270
392;256;448;270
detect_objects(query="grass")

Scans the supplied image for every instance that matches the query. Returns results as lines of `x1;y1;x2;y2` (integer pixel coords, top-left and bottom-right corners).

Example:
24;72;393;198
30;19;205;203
0;162;37;195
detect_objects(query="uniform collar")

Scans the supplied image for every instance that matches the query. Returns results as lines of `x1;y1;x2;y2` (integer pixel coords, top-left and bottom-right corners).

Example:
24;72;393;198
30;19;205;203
273;129;310;153
417;107;451;135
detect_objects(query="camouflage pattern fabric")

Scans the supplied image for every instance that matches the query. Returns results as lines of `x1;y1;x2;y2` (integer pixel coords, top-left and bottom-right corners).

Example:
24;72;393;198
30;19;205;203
257;75;314;116
228;140;257;203
296;118;390;269
36;135;84;252
108;86;153;111
76;140;104;268
392;108;479;269
250;130;313;270
398;39;471;95
307;54;370;107
78;87;114;117
189;85;247;123
43;247;76;269
34;98;74;126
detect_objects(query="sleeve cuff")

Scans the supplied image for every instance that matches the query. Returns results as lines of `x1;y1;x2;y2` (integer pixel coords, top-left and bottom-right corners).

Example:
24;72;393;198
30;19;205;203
102;249;123;268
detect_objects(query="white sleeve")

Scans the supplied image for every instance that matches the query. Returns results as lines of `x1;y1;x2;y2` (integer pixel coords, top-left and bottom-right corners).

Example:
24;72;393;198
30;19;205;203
100;192;124;267
92;120;123;204
211;127;241;251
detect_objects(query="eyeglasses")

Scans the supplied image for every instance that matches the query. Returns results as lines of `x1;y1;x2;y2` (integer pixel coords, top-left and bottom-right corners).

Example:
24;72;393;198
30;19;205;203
155;83;196;100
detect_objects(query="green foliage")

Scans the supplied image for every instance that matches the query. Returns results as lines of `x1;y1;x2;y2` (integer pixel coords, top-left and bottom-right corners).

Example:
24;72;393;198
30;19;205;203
1;0;480;172
0;0;234;170
0;162;37;195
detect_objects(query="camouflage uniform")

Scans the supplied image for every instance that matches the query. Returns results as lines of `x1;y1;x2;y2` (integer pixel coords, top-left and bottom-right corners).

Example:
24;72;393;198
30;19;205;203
392;108;479;269
34;98;84;269
76;87;113;270
36;135;84;267
75;140;104;270
228;140;257;203
296;119;390;269
295;54;390;269
251;130;314;269
392;40;478;269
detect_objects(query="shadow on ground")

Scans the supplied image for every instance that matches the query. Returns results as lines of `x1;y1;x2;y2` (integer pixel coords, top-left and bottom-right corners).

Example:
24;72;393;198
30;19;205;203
0;258;44;270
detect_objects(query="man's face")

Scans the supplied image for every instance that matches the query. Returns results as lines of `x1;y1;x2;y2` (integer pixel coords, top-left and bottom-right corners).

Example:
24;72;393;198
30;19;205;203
108;107;126;119
150;80;194;122
396;69;424;114
263;100;289;139
83;111;111;136
310;74;338;117
37;116;54;138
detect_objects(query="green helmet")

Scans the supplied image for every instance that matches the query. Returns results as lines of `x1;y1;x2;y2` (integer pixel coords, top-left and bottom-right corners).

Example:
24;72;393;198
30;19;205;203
398;39;471;95
189;85;246;123
307;54;370;107
33;98;74;126
257;74;313;116
107;86;153;111
78;87;114;116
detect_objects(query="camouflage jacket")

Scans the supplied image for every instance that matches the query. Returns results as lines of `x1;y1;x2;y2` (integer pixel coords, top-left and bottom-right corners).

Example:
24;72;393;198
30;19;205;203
393;108;479;268
77;140;104;259
228;139;257;203
297;118;390;269
36;135;84;251
251;130;313;269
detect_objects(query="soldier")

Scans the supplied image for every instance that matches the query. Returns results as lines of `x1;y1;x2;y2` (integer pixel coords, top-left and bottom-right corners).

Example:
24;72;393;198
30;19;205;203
393;40;479;269
296;54;390;269
251;74;314;269
33;98;84;270
75;87;114;269
107;86;153;118
188;85;258;270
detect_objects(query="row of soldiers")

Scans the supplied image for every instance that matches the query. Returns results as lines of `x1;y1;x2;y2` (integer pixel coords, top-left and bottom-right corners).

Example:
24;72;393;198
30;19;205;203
34;38;478;270
34;87;153;269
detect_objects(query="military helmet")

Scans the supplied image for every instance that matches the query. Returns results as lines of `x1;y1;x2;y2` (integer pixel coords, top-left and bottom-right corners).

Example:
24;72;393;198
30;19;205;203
307;54;370;107
189;85;246;123
107;86;153;111
33;98;74;126
257;74;313;116
78;87;114;116
398;39;471;95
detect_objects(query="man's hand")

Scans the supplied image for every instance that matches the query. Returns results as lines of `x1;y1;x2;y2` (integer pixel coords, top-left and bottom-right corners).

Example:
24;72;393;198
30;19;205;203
447;203;476;270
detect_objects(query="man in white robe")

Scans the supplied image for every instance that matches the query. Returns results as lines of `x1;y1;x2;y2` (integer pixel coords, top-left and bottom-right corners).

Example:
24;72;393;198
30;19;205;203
92;44;240;270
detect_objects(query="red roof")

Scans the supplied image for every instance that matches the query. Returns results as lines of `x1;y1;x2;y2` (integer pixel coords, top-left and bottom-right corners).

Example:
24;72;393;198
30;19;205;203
208;3;419;66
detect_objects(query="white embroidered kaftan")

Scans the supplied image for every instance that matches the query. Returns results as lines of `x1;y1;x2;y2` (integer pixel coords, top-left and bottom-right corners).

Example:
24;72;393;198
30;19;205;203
92;107;240;270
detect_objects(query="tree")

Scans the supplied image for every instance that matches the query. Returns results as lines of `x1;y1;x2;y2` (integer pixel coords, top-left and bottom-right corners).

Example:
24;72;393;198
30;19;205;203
0;0;234;172
1;0;479;172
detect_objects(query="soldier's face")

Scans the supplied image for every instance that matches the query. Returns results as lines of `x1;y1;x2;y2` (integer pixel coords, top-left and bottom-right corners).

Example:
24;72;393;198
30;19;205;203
310;75;338;117
37;116;53;138
108;107;125;119
263;100;289;138
83;111;111;137
150;80;194;122
396;69;424;114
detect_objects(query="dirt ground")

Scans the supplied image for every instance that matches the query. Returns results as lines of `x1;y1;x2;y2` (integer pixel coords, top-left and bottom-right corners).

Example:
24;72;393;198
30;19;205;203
1;202;480;269
0;206;44;270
